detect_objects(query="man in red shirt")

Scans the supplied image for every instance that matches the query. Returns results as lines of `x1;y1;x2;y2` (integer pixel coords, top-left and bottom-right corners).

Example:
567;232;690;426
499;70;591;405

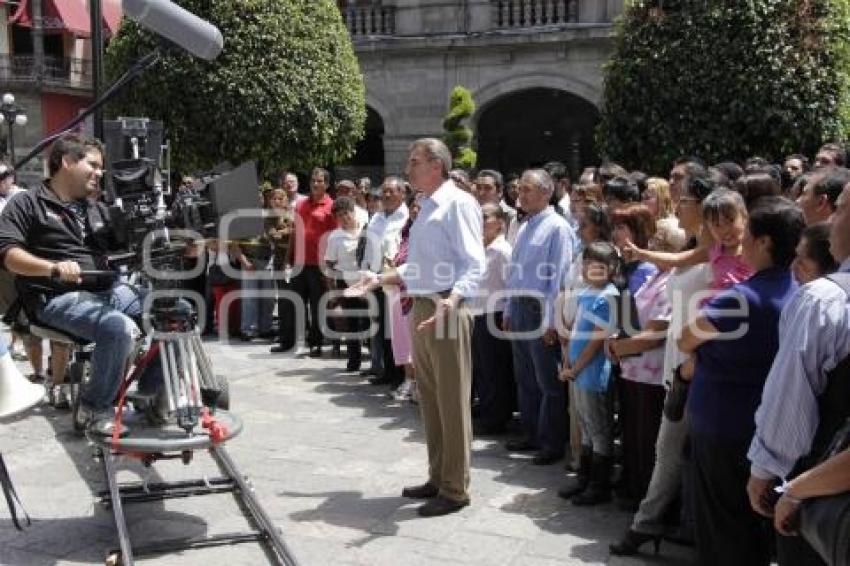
289;167;337;356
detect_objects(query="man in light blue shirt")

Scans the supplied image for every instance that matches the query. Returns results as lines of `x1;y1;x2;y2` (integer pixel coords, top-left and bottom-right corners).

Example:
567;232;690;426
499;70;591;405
503;169;575;465
747;183;850;565
367;138;484;517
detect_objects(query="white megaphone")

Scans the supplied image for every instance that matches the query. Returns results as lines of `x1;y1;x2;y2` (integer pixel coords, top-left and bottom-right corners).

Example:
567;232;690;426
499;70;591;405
0;351;43;419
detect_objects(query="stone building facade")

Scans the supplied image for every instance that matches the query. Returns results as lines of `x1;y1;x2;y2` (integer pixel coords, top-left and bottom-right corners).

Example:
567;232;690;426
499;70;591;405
340;0;622;180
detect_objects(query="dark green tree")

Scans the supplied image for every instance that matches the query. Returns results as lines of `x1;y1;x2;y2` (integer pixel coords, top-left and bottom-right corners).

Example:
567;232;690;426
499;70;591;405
106;0;366;176
442;86;477;169
597;0;850;173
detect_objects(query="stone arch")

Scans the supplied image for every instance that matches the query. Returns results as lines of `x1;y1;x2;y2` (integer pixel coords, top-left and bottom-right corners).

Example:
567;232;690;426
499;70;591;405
472;78;602;176
365;92;395;137
471;73;601;132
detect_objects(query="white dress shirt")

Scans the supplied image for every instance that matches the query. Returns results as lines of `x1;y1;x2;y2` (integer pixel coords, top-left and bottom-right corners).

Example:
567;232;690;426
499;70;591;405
361;202;408;272
398;180;485;298
470;234;512;315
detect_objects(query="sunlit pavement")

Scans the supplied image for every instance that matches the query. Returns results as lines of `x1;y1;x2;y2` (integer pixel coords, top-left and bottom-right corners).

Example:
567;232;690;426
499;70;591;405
0;337;693;565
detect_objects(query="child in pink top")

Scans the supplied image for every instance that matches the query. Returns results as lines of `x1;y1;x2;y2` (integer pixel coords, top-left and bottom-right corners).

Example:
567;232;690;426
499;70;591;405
626;190;752;298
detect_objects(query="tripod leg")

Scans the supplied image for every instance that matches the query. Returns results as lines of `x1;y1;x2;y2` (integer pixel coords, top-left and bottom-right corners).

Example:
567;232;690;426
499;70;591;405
210;445;299;566
102;451;135;566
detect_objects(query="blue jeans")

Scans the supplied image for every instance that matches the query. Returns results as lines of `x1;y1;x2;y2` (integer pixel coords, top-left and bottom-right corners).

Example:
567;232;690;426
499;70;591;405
35;283;155;411
240;275;275;335
510;299;567;455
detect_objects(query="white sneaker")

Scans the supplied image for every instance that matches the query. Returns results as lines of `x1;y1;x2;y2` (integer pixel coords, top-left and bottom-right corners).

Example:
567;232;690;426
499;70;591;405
391;378;414;402
11;347;28;362
44;382;56;406
54;384;72;410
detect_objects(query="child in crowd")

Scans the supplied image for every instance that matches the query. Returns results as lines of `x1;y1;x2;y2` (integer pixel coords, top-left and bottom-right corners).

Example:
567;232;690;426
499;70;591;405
625;187;752;297
559;241;620;506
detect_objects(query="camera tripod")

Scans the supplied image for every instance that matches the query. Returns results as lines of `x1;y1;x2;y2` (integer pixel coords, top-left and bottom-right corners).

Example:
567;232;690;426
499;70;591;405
87;296;299;566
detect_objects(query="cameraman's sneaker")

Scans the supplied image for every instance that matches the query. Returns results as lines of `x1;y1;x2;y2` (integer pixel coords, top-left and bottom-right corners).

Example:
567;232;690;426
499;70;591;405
44;382;57;406
74;404;129;437
54;384;72;411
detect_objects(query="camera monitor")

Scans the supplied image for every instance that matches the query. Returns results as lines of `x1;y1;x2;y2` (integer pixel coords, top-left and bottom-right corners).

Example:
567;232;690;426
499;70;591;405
202;161;264;241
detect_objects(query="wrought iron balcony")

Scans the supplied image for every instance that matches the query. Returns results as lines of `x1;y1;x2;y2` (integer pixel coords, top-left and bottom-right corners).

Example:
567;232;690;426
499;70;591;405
0;54;93;89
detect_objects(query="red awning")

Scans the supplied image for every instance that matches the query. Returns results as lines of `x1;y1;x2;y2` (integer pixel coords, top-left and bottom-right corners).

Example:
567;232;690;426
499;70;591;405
10;0;123;38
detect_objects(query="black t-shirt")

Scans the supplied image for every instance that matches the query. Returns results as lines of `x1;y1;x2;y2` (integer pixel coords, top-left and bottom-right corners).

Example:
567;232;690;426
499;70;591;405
0;183;116;296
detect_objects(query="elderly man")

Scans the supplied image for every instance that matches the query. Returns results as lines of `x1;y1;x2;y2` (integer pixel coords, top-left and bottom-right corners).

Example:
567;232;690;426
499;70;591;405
359;176;409;384
281;171;306;206
747;183;850;565
359;138;484;516
504;169;575;465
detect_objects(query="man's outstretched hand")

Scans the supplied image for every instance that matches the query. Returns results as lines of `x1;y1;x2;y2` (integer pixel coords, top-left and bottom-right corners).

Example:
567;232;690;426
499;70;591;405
343;271;380;298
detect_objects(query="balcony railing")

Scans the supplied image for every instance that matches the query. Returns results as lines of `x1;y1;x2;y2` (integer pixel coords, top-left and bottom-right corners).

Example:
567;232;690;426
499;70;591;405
0;54;93;89
491;0;582;28
341;4;396;37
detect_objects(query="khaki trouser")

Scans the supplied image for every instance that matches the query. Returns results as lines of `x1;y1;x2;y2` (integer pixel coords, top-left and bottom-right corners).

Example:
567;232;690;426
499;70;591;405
411;296;473;503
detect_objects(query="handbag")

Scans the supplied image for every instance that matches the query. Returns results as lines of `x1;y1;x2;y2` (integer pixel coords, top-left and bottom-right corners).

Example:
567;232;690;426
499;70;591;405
662;363;690;422
800;417;850;566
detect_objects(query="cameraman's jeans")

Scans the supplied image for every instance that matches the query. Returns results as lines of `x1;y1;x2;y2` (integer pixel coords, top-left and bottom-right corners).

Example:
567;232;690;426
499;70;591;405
240;274;275;336
36;283;152;412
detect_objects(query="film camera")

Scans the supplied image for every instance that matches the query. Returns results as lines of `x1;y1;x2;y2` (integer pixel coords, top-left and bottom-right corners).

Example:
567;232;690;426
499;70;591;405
103;117;262;270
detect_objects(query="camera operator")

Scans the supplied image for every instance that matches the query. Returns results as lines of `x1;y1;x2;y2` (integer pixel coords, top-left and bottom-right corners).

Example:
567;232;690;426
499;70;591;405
0;133;150;437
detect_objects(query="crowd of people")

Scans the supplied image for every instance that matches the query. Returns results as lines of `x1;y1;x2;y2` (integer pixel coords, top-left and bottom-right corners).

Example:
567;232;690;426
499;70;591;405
0;133;849;562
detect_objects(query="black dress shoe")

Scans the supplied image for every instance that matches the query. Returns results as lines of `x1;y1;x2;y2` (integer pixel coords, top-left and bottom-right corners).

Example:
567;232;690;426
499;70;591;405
270;344;292;353
417;495;469;517
346;359;361;372
505;438;538;452
359;368;377;377
308;347;322;358
401;482;438;499
610;529;662;556
532;450;564;465
368;373;394;385
473;420;507;436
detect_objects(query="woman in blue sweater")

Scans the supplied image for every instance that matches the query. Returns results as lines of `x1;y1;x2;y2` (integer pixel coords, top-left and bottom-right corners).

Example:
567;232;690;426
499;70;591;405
677;197;805;566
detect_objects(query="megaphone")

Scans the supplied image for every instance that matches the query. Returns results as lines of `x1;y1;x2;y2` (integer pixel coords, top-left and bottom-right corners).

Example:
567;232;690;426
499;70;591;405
0;353;43;419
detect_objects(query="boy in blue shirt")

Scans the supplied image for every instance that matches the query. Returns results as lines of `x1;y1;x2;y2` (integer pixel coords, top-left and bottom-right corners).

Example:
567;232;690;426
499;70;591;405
559;241;620;505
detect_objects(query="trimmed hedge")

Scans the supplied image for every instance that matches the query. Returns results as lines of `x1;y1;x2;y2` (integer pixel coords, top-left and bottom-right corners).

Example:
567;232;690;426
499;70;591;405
442;86;477;170
106;0;366;176
597;0;850;173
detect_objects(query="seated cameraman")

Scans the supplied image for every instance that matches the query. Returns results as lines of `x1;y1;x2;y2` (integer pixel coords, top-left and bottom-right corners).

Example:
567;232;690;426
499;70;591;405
0;133;144;437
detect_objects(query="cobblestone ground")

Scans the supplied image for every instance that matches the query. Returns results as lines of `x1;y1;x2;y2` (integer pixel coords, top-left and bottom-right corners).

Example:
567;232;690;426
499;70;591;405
0;338;693;565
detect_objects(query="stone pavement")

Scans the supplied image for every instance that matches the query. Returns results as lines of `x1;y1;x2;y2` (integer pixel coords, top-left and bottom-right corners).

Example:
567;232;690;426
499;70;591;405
0;338;694;565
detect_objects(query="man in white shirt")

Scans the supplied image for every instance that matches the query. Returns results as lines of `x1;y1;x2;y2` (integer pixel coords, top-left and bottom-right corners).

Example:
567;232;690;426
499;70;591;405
364;138;485;517
360;177;408;385
282;171;306;206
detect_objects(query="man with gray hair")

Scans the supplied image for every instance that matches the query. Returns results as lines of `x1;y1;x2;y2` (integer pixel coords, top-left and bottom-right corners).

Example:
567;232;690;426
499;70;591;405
504;168;575;465
359;176;408;385
356;138;485;516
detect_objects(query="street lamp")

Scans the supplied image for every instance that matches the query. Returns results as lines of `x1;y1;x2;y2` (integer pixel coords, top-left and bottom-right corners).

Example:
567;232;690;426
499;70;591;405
0;93;28;164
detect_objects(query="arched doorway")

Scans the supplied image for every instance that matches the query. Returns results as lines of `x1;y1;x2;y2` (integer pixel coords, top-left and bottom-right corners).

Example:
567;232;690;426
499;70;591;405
476;88;600;178
336;106;385;183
